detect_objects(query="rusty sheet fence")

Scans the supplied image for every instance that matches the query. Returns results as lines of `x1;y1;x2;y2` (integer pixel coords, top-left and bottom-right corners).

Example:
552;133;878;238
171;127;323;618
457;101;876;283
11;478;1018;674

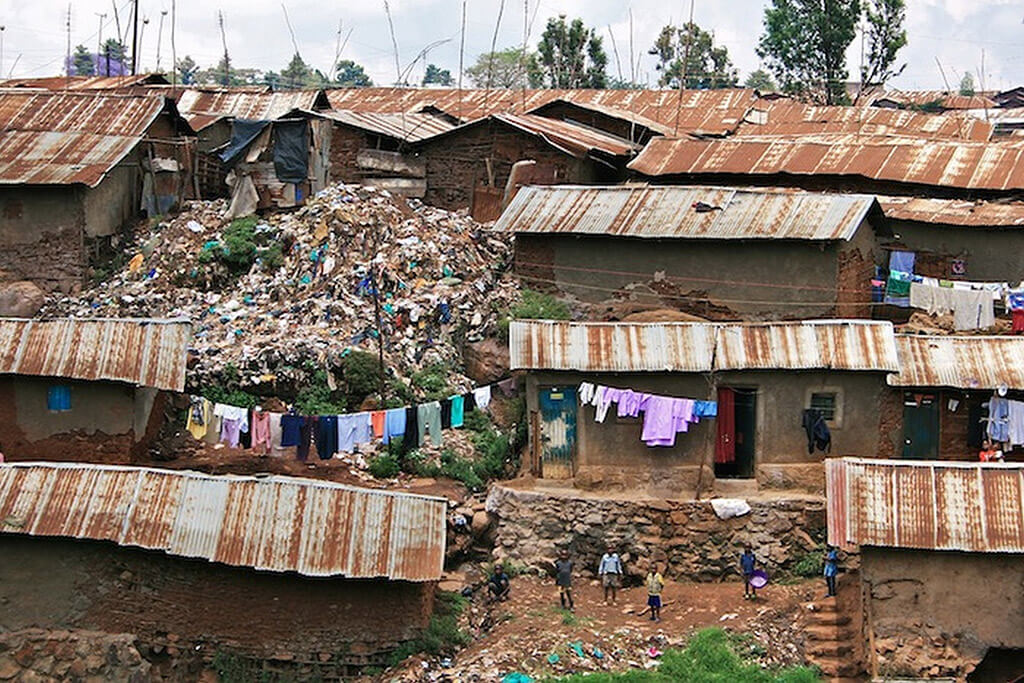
826;457;1024;553
0;462;446;581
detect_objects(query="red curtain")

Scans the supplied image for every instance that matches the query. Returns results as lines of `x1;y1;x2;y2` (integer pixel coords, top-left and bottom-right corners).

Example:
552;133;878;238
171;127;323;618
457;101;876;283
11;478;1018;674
715;387;736;464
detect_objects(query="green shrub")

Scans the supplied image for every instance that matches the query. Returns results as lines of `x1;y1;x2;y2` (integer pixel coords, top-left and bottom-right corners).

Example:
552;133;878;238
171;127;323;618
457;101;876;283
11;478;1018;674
402;449;442;477
411;362;451;400
388;591;469;666
440;449;484;490
789;546;824;578
368;454;401;479
498;289;571;340
294;370;347;415
197;217;284;276
341;351;383;400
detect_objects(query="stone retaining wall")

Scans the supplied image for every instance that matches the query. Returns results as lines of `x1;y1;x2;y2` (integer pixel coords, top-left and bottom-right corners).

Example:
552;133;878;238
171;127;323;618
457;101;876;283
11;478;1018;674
486;484;828;581
0;629;150;682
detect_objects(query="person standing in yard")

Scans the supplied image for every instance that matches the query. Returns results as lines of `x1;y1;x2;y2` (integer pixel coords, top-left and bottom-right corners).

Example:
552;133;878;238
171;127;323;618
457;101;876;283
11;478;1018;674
645;562;665;622
598;545;623;605
554;549;574;611
824;546;839;598
740;545;758;600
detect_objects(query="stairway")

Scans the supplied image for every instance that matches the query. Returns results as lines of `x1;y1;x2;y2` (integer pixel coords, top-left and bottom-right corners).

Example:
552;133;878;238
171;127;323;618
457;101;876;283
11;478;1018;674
803;598;863;680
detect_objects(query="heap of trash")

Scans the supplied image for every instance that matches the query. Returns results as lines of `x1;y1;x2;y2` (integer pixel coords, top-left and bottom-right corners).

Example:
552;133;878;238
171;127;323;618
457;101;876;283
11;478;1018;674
43;183;517;400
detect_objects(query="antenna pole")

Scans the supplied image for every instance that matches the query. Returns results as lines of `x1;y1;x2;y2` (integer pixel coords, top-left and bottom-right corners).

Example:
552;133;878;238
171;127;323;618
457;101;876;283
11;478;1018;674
383;0;402;85
673;0;696;135
131;0;139;74
218;12;231;86
95;13;107;76
156;10;167;72
65;5;72;80
171;0;177;87
457;0;466;119
628;8;635;84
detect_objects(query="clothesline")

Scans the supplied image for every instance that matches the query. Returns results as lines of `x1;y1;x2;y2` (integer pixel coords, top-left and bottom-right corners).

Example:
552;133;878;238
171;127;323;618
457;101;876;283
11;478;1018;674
578;382;717;448
186;377;518;461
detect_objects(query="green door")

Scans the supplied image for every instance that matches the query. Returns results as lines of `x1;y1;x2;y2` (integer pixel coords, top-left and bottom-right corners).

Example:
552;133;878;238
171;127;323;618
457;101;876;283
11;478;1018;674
539;386;577;479
902;392;939;459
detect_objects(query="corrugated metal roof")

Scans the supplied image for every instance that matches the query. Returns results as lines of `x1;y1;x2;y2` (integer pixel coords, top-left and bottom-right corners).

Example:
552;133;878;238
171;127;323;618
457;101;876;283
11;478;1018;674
318;110;455;142
324;87;757;131
869;90;996;110
495;185;878;240
528;99;674;136
0;462;446;581
879;196;1024;226
509;320;717;372
176;89;326;121
0;318;190;391
888;334;1024;389
0;91;168;187
184;112;228;132
492;113;638;157
739;101;992;141
826;458;1024;553
509;320;898;372
714;320;900;371
627;136;1024;191
0;74;170;91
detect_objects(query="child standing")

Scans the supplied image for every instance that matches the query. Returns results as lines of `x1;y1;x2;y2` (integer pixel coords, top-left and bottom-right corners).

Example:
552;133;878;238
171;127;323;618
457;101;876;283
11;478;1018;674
554;549;574;611
824;546;839;598
740;546;757;600
645;563;665;622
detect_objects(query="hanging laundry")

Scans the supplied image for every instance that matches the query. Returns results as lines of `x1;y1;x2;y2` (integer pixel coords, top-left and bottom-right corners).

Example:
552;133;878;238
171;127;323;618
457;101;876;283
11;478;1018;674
473;385;492;412
417;401;443;447
403;406;420;451
267;411;285;452
251;410;272;454
186;397;211;440
337;412;373;452
1013;310;1024;334
316;415;339;460
802;409;831;454
595;387;622;423
716;389;736;464
694;401;718;418
1008;399;1024;447
617;389;644;418
952;288;995;331
449;395;465;428
462;391;477;414
280;413;303;447
204;414;223;445
440;398;452;429
884;270;913;307
639;396;690;447
383;408;407;445
297;416;315;462
220;417;245;448
370;410;387;439
988;397;1010;443
495;377;518;396
213;403;250;432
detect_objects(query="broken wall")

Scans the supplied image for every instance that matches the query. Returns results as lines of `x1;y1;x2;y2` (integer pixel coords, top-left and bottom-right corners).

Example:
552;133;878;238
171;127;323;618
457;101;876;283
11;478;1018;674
860;546;1024;679
0;536;435;664
0;185;85;293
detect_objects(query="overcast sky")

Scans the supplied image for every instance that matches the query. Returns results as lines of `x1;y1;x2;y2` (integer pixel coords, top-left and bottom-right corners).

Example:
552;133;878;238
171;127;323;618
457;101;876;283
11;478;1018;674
2;1;1022;92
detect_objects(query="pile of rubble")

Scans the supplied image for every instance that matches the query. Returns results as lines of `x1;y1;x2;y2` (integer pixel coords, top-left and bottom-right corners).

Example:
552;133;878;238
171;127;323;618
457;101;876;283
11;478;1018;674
44;184;517;399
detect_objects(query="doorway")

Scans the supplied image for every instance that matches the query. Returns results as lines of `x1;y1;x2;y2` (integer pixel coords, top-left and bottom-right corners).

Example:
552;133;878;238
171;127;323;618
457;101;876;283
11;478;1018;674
715;387;757;478
902;392;939;459
538;386;577;479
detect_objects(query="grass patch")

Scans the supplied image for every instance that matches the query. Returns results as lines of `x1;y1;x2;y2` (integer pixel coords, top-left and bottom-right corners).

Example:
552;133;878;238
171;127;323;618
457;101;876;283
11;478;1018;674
368;453;402;479
498;289;571;340
387;592;470;666
546;628;821;683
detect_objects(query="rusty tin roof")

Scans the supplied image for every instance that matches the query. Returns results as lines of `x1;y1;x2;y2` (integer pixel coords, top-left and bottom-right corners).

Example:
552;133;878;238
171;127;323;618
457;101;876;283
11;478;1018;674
628;135;1024;191
495;185;879;240
879;196;1024;226
510;320;898;373
0;74;171;91
888;334;1024;389
317;110;455;142
176;89;328;121
739;101;992;141
0;90;169;186
0;318;190;391
0;463;447;581
869;90;997;110
827;458;1024;553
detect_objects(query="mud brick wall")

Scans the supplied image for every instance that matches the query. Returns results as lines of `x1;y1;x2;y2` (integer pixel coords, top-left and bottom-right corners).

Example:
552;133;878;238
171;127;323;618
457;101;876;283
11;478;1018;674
0;185;85;294
486;484;828;581
329;126;368;183
0;536;435;662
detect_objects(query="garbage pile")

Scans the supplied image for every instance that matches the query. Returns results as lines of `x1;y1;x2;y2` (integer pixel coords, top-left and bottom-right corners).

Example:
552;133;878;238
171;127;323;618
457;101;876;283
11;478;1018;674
43;184;517;400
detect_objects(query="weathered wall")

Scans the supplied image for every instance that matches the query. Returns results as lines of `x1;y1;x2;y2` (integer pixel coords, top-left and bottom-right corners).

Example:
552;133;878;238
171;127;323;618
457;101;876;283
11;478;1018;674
891;219;1024;282
0;377;162;461
486;484;826;580
514;234;862;320
0;535;435;662
861;546;1024;679
0;629;151;681
82;163;140;238
0;185;84;293
835;219;878;318
418;121;606;212
524;370;891;494
329;125;369;182
532;102;658;144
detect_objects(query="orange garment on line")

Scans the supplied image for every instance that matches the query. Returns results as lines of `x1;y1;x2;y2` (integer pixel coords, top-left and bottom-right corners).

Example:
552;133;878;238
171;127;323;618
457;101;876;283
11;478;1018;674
371;410;387;439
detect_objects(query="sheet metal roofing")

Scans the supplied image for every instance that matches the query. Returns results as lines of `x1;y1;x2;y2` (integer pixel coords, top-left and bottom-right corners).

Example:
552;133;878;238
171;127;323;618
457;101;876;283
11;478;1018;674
869;90;997;110
0;318;190;391
888;334;1024;389
826;458;1024;553
176;89;327;121
324;87;757;132
318;110;455;142
0;463;446;581
627;135;1024;191
0;90;168;186
0;74;171;91
738;101;992;141
879;196;1024;227
510;320;898;373
491;113;639;157
527;99;674;136
495;185;878;240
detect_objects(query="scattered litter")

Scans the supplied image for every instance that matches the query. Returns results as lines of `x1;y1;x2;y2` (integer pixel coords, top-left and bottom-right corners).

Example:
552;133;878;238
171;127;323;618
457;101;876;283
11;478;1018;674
719;613;738;621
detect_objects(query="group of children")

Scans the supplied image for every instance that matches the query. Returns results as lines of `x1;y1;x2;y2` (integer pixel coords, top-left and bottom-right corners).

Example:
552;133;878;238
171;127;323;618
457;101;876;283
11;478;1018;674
486;543;844;618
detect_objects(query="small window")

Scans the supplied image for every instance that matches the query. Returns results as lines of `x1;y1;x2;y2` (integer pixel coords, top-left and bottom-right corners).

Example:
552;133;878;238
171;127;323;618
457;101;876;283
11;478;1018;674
47;385;71;412
809;392;837;421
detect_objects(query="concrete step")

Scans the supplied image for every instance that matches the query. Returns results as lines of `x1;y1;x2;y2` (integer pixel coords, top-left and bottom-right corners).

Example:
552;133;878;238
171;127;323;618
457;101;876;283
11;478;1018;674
803;624;854;642
807;656;862;677
806;640;855;658
807;612;851;627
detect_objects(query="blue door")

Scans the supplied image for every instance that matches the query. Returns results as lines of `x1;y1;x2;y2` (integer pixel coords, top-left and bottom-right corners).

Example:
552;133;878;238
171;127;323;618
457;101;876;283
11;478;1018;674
539;386;577;478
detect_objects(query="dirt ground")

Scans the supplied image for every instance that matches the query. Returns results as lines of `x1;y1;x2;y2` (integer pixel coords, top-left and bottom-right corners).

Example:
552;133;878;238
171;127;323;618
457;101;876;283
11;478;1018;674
384;575;824;681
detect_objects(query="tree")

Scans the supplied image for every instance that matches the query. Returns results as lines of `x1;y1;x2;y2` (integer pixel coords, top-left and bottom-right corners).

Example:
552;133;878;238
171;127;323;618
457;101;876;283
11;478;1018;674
422;63;453;86
97;38;128;76
334;60;373;87
175;55;199;85
72;45;95;76
649;23;737;89
744;69;777;91
859;0;907;92
281;53;313;89
464;47;542;88
959;71;975;96
756;0;860;104
537;16;608;88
